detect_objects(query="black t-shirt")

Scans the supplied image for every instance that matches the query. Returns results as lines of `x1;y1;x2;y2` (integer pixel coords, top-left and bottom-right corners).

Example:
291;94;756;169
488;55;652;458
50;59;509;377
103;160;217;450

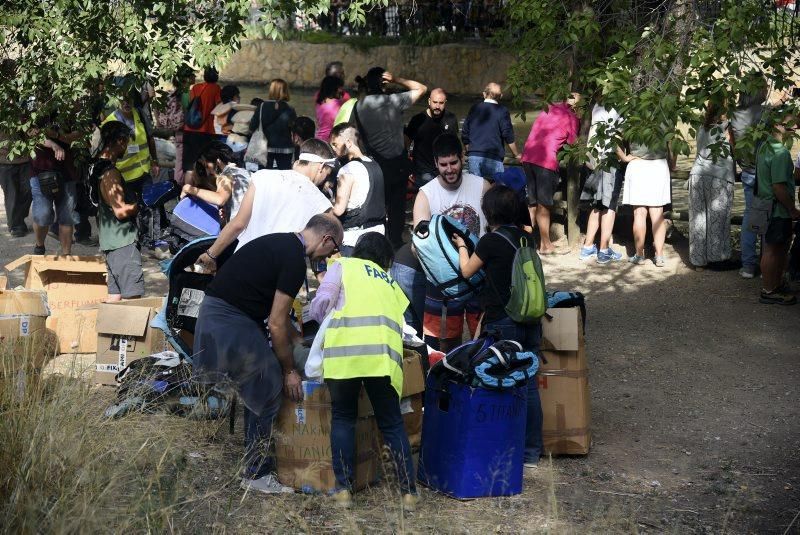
405;110;459;175
393;242;421;270
206;233;306;322
475;226;530;324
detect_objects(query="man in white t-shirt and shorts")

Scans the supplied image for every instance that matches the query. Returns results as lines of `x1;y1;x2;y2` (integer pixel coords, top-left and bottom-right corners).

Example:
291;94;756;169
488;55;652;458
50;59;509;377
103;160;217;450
412;133;490;351
329;123;386;256
198;139;336;271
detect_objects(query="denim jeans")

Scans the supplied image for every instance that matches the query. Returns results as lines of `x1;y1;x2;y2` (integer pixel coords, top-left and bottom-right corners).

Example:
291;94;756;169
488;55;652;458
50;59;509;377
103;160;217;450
390;262;426;334
467;155;505;180
29;177;79;226
327;376;416;494
483;315;544;463
243;393;282;479
740;171;758;269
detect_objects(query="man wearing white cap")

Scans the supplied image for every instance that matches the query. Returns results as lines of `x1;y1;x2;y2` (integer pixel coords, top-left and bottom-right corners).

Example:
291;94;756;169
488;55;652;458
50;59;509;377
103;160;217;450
198;139;336;270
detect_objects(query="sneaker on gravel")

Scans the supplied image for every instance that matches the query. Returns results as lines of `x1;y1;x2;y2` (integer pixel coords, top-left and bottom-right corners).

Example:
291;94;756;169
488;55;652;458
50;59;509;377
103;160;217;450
759;289;797;305
654;255;666;267
739;266;756;279
240;474;294;494
578;244;597;260
332;489;352;508
402;493;420;512
33;245;46;255
628;254;646;265
596;248;622;264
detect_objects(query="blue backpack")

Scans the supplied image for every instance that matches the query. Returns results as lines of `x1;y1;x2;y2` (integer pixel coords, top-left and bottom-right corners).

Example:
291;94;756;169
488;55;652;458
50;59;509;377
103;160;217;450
412;214;485;301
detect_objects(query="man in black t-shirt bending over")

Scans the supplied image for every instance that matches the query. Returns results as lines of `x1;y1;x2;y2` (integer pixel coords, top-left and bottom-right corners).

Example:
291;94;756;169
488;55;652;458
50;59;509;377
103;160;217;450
193;214;343;495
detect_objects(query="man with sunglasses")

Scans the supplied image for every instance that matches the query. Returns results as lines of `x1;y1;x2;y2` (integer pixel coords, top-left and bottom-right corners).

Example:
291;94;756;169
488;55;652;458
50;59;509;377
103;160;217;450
198;138;336;272
194;214;344;494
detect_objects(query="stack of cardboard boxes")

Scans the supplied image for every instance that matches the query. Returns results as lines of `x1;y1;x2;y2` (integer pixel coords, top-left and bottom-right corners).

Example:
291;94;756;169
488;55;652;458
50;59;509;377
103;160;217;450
538;307;591;455
3;256;167;384
275;349;425;492
0;288;57;373
4;255;107;354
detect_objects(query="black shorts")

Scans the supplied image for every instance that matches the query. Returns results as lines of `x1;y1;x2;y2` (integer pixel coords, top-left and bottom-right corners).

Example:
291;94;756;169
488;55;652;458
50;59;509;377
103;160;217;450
524;163;560;206
182;131;215;172
764;217;794;245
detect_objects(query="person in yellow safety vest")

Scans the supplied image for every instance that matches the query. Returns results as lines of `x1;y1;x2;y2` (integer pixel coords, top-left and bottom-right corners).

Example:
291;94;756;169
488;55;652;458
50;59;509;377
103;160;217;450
101;93;159;198
309;232;419;511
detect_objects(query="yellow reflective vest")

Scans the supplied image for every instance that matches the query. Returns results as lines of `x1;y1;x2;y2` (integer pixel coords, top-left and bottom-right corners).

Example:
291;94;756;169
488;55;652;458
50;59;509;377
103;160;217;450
323;257;409;397
102;109;151;182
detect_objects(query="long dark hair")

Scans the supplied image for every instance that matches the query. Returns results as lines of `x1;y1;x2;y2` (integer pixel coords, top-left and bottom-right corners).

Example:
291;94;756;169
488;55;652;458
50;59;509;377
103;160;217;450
316;76;344;104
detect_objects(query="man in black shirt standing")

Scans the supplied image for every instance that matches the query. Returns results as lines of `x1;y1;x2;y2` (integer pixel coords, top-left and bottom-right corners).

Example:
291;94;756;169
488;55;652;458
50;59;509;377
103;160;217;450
193;214;344;494
405;88;459;188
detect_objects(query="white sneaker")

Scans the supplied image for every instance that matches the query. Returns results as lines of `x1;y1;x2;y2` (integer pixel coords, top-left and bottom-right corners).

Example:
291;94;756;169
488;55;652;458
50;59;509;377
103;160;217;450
240;474;294;494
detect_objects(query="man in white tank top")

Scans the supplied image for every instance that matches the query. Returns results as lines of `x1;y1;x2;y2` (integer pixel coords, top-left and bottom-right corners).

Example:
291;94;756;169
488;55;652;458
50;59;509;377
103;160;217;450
412;133;490;351
197;139;335;271
414;134;490;236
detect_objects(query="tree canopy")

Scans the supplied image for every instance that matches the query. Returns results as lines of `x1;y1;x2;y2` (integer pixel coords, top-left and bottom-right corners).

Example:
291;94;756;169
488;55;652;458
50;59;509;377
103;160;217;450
0;0;373;158
498;0;800;160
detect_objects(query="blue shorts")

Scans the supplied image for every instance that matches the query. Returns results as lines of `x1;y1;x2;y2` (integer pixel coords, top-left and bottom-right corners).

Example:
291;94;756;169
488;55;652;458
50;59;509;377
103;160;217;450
29;177;79;227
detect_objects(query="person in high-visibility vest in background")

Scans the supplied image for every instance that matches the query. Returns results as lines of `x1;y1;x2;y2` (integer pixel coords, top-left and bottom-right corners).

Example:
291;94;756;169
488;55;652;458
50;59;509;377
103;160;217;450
309;232;418;511
101;85;159;200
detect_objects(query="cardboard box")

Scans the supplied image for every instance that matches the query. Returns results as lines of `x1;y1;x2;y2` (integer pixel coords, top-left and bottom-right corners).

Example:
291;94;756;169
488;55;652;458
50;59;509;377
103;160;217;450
0;289;58;371
355;350;426;450
4;255;108;353
276;381;379;493
538;307;591;455
94;297;166;385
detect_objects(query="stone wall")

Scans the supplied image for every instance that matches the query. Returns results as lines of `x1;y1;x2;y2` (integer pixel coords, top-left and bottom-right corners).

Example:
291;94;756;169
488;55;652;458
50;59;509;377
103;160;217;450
220;40;515;95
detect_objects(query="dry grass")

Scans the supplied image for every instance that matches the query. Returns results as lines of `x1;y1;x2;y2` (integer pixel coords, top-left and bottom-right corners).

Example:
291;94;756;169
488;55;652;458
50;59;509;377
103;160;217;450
1;346;644;534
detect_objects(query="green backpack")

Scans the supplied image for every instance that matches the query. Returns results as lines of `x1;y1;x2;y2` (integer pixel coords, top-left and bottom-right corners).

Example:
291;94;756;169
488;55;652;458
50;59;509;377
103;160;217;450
491;228;546;324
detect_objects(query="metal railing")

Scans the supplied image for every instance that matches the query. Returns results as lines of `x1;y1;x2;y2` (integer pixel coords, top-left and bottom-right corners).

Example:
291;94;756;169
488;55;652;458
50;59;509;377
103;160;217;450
291;1;507;39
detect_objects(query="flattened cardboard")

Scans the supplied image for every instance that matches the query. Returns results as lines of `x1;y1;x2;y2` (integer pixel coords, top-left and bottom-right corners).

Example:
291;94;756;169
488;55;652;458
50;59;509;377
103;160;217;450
538;307;591;455
95;297;166;385
276;381;379;492
0;289;57;371
541;308;581;351
4;255;108;353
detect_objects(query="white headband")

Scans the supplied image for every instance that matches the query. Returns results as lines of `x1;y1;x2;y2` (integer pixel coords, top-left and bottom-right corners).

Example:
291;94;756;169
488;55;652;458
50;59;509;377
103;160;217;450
298;152;337;166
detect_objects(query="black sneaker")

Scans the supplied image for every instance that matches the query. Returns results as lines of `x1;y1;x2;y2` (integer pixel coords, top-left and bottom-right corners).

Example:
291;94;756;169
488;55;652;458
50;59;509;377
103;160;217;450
759;289;797;305
10;228;27;238
33;245;46;255
75;234;99;246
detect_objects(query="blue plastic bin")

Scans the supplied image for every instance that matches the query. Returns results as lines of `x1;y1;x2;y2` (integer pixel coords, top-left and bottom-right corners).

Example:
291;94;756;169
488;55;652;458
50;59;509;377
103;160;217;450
417;377;526;498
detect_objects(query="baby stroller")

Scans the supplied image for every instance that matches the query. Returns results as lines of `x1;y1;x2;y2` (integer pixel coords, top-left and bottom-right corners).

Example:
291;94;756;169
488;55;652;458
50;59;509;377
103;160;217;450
151;236;235;359
149;236;239;428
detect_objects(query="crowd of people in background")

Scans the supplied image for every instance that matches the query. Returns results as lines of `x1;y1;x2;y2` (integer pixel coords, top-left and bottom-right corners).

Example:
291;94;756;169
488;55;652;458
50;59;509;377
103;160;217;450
2;61;800;303
2;57;799;500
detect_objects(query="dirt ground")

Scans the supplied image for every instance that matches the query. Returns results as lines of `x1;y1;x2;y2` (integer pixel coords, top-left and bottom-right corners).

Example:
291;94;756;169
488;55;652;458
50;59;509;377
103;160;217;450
2;186;799;533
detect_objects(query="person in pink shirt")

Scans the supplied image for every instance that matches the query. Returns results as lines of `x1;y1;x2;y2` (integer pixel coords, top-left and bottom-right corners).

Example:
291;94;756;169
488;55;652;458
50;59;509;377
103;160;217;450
315;76;346;142
521;93;580;254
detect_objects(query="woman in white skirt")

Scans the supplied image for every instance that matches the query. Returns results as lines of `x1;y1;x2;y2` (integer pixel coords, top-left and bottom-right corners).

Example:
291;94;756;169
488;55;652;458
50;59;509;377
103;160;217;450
618;142;673;266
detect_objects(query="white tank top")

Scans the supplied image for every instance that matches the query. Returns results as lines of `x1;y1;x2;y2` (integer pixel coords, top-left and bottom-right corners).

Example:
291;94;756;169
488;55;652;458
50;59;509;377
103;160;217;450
420;172;487;237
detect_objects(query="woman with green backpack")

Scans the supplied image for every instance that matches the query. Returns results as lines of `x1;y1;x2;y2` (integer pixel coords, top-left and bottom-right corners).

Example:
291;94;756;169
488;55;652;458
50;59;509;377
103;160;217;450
452;184;545;468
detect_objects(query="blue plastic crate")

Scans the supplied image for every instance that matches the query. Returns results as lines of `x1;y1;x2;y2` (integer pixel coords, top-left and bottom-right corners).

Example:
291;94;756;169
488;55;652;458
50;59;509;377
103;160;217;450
417;377;526;498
